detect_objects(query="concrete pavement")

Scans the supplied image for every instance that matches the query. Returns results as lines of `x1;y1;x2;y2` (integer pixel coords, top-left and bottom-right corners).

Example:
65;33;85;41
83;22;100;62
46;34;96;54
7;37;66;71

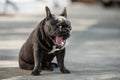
0;3;120;80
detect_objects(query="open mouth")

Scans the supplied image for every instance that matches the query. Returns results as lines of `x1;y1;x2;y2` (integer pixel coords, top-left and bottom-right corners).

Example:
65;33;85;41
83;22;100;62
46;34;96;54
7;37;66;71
54;36;66;48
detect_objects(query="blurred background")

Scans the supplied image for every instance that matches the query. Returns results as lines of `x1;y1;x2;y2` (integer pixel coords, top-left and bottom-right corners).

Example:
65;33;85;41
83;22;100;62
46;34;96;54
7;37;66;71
0;0;120;80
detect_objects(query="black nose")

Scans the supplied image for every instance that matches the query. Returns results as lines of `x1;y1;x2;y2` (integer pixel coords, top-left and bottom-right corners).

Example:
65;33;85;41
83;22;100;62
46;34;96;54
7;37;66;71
59;30;70;39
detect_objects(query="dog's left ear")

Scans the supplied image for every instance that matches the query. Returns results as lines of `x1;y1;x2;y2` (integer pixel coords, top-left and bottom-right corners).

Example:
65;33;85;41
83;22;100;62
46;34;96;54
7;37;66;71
45;6;52;18
60;7;67;18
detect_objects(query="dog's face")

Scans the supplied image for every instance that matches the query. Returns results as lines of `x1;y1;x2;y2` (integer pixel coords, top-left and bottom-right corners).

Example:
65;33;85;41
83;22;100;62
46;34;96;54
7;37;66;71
44;7;72;48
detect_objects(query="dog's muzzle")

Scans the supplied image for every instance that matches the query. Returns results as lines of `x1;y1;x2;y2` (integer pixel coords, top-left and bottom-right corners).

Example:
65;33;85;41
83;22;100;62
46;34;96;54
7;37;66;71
58;30;70;40
53;29;70;48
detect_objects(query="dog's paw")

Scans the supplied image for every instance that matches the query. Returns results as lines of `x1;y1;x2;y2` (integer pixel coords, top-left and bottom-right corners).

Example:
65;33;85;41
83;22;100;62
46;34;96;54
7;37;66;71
31;71;40;76
49;65;54;71
51;63;58;68
61;69;70;74
42;65;54;71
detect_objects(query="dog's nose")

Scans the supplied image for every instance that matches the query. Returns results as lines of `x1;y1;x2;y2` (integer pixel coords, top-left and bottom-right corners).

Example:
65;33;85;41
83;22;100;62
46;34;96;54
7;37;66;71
59;31;70;39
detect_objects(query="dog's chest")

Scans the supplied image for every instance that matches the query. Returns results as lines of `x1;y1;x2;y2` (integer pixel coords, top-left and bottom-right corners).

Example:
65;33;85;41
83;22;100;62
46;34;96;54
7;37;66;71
48;46;64;54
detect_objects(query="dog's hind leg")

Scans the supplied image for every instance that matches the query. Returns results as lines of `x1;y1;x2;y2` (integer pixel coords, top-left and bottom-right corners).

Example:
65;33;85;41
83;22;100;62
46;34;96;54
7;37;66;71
19;56;34;70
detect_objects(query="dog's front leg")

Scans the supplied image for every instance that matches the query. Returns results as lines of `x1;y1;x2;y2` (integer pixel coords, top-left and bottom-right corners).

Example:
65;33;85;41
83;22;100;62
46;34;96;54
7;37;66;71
31;49;43;76
56;48;70;73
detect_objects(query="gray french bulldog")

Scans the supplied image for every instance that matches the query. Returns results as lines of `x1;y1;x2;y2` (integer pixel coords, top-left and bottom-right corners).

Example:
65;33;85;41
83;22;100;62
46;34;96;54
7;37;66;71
19;6;72;76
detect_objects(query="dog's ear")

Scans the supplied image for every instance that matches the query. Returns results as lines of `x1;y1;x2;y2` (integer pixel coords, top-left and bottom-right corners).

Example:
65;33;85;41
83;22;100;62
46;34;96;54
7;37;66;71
60;7;67;18
45;6;52;17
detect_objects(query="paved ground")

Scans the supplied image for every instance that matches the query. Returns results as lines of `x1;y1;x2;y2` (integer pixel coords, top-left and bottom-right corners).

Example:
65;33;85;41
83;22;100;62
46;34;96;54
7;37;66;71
0;3;120;80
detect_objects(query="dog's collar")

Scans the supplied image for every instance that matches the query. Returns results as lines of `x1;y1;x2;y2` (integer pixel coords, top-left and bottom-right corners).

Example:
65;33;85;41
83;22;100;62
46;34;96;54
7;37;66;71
48;45;65;54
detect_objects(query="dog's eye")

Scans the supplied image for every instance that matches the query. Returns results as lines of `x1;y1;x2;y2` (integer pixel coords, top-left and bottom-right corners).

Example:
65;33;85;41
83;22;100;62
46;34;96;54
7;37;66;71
62;24;68;28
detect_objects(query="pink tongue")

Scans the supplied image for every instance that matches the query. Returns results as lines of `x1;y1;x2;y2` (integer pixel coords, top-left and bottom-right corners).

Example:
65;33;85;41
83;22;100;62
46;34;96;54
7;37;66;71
55;36;65;47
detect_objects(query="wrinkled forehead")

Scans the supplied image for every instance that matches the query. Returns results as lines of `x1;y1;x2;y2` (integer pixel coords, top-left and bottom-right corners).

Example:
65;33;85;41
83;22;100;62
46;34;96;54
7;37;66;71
55;16;66;22
54;16;71;25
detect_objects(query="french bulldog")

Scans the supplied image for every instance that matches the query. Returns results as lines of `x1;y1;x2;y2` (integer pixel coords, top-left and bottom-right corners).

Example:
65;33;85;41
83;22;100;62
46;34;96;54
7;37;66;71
19;6;72;76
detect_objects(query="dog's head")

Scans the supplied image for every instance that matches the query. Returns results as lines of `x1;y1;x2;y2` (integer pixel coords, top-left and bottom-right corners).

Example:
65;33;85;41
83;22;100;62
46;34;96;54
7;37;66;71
43;6;72;48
